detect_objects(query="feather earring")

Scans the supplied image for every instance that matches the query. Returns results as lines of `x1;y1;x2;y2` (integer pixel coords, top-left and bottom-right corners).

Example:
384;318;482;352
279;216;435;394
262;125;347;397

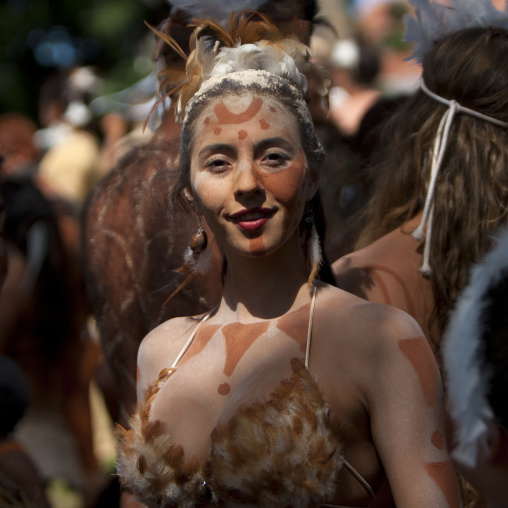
164;218;210;305
302;208;322;289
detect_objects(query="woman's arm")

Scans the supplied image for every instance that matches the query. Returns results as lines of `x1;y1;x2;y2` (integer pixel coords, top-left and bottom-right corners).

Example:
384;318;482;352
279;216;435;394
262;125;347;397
367;310;460;508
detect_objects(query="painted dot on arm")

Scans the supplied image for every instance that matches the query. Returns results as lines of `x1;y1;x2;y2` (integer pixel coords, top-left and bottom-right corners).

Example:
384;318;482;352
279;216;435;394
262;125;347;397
431;429;444;450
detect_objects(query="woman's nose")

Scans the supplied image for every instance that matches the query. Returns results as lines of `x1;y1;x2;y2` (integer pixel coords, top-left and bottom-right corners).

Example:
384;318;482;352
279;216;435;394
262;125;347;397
234;160;261;197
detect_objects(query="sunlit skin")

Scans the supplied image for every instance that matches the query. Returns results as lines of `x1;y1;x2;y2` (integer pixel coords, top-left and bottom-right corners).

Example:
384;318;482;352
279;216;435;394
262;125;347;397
332;213;436;342
134;93;460;507
189;94;312;260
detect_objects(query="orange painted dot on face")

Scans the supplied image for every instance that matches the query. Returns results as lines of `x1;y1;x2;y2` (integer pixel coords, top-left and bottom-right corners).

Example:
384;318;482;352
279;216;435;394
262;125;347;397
259;118;270;130
238;130;247;140
214;127;222;136
398;336;440;407
269;106;276;113
179;324;221;365
204;117;210;125
276;303;311;352
431;429;444;450
217;382;231;395
425;461;460;508
222;322;270;376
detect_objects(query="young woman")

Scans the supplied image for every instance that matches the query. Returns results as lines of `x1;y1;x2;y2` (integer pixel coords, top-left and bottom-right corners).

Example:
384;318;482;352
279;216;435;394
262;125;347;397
116;16;460;507
333;1;508;350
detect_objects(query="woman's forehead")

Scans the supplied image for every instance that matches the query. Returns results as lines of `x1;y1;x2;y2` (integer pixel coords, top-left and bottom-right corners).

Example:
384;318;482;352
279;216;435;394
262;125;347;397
199;93;292;123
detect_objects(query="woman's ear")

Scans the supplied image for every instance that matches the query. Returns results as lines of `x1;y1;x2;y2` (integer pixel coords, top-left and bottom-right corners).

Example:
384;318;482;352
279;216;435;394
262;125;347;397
183;187;199;213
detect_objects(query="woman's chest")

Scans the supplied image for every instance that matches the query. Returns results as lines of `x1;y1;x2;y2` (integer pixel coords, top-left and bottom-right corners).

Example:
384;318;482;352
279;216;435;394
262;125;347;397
148;314;312;459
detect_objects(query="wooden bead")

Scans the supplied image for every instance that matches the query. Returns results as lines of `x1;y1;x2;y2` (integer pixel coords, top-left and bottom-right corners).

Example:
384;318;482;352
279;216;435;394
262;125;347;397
190;228;207;253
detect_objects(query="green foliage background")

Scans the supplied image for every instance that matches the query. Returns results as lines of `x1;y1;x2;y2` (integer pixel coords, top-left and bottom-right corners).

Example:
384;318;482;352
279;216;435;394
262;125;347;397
0;0;169;124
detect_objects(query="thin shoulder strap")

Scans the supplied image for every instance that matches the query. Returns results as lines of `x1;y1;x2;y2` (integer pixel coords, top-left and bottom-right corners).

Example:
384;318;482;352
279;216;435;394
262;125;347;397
171;310;214;369
305;284;317;369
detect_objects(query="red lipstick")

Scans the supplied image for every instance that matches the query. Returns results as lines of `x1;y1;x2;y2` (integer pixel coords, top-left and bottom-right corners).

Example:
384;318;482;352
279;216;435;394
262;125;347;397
229;207;275;231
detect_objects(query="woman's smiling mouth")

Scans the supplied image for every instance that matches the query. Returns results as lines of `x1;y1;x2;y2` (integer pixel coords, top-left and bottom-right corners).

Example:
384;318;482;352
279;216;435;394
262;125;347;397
228;207;276;231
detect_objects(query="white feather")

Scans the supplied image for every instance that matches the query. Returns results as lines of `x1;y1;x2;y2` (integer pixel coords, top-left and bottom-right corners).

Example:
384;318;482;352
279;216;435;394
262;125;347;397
443;227;508;467
201;42;308;96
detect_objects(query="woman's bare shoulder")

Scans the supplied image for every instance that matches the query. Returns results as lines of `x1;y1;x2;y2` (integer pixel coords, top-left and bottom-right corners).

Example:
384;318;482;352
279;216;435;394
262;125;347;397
317;282;424;348
137;314;207;383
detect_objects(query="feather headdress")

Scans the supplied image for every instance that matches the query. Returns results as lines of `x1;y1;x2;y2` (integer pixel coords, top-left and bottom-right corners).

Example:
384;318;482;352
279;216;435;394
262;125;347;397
443;227;508;468
146;11;327;122
403;0;508;63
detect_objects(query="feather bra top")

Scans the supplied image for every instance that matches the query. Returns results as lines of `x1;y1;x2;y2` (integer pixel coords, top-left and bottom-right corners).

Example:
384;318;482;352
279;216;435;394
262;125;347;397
116;356;343;508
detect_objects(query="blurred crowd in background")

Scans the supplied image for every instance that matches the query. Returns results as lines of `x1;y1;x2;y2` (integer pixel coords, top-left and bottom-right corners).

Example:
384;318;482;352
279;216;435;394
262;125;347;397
0;0;424;507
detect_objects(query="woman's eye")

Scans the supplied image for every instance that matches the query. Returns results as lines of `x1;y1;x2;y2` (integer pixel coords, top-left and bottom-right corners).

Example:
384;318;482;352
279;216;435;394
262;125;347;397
264;152;289;168
206;158;229;173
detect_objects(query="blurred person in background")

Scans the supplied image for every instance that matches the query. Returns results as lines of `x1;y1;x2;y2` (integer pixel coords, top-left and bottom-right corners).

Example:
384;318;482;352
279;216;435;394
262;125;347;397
333;1;508;355
0;108;108;506
35;67;102;214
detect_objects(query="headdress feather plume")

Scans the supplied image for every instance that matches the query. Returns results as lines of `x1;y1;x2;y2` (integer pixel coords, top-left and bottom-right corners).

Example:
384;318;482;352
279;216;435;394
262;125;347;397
147;10;322;121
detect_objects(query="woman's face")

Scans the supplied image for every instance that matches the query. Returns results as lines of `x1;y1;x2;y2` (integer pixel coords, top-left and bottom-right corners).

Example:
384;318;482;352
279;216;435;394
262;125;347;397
189;93;317;258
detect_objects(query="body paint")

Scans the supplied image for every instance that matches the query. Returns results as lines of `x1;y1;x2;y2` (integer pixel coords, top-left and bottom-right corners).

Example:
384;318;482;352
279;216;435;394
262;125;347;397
180;324;221;365
214;127;222;135
259;119;270;130
222;321;270;376
431;429;444;450
360;264;416;316
275;303;311;352
249;237;266;256
257;159;305;204
238;130;247;140
214;97;263;124
425;461;460;508
217;382;231;395
398;336;439;407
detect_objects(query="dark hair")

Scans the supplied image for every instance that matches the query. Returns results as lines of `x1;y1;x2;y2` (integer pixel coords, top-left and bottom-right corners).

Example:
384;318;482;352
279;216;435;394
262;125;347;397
481;268;508;429
355;26;508;346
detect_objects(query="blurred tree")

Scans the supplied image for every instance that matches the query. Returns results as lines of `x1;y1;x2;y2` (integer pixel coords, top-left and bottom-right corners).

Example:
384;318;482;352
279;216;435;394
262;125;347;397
0;0;169;124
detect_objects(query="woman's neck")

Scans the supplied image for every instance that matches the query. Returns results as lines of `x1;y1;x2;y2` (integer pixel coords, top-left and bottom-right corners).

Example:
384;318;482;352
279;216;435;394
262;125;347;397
218;232;311;322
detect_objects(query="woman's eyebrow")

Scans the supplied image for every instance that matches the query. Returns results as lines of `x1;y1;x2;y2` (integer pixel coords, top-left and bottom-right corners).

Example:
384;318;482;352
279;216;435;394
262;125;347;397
197;143;234;157
254;137;295;153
